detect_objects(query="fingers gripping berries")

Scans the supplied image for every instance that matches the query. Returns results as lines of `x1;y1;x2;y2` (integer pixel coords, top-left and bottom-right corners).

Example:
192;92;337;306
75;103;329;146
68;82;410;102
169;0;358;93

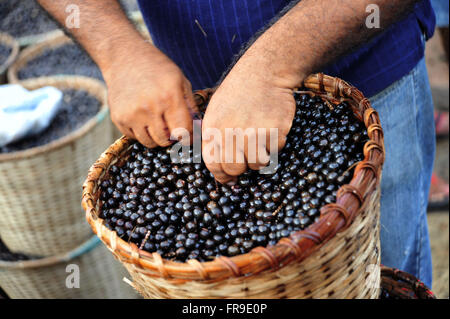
99;93;367;262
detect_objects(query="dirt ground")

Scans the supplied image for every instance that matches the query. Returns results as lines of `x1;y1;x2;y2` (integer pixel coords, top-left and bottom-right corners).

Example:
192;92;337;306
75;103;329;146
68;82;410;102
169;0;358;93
425;31;449;299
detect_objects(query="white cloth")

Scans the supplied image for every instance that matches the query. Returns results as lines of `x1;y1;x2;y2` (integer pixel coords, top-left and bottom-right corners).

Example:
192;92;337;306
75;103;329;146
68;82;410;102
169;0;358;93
0;85;63;147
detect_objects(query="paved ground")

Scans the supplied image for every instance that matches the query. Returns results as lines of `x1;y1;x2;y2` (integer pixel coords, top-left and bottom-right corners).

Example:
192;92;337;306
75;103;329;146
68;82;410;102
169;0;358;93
425;31;449;299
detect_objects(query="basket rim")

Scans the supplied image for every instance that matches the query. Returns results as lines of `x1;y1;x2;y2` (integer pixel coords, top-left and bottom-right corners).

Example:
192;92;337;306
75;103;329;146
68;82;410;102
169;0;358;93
16;29;63;48
0;31;20;76
82;73;385;281
0;75;108;162
0;236;101;269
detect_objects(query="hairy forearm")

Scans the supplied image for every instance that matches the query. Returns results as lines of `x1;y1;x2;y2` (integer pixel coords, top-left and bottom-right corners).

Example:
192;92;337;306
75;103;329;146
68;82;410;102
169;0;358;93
37;0;156;74
241;0;420;88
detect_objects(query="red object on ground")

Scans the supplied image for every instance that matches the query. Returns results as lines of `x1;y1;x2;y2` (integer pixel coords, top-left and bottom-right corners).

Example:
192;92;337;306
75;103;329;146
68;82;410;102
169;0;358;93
435;110;449;138
428;172;449;211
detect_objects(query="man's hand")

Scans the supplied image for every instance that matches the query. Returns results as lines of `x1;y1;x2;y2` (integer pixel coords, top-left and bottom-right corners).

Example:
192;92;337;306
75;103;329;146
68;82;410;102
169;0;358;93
104;44;195;147
202;0;419;183
37;0;195;148
202;55;297;184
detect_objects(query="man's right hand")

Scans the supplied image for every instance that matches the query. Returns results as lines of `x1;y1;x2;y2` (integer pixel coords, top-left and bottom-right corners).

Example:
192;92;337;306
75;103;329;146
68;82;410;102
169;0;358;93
103;44;195;148
36;0;195;148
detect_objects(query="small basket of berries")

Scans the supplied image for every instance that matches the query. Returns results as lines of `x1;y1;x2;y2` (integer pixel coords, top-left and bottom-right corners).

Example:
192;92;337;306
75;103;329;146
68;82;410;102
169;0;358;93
82;73;385;299
7;32;102;84
380;266;436;299
0;76;112;257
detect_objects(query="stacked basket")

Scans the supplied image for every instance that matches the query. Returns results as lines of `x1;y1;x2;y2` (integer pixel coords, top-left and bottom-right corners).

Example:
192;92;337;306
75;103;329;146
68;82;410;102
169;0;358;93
0;76;109;256
0;76;137;298
82;73;385;299
0;237;135;299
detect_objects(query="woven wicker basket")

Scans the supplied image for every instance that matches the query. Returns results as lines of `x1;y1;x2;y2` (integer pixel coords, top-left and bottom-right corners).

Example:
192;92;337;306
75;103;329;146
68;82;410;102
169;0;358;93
7;31;102;84
0;236;138;299
8;30;69;84
6;32;122;142
0;76;113;257
82;73;385;299
380;266;436;299
0;32;19;84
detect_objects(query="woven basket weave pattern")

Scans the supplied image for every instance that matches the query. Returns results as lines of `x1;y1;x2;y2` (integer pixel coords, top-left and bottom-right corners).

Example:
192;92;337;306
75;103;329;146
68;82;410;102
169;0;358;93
126;188;380;298
0;237;138;299
0;76;112;256
82;73;385;299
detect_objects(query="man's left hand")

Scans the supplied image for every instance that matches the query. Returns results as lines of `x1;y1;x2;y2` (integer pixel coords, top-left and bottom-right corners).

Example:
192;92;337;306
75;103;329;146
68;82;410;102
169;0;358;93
202;55;298;184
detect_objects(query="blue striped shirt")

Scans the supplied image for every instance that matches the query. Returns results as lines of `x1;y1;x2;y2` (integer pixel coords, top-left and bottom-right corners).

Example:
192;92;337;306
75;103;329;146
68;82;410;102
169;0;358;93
137;0;435;97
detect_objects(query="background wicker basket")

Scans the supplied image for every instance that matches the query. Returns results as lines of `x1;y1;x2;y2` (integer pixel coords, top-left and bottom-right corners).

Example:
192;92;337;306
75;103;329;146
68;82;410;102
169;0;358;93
6;32;124;141
380;266;436;299
0;236;138;299
82;73;385;299
0;32;19;84
0;76;113;257
7;31;102;84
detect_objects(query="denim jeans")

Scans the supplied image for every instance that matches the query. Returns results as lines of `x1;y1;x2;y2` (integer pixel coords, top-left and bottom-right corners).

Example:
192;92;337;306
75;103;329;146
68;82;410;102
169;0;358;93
369;57;435;288
430;0;449;27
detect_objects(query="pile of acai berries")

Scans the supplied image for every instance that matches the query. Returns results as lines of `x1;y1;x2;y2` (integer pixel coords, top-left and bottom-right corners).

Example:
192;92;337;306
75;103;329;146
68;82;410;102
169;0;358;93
18;44;103;81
